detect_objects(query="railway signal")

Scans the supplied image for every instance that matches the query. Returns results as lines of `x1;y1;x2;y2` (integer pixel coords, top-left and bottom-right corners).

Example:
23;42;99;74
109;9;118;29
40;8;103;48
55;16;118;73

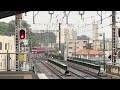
19;28;26;40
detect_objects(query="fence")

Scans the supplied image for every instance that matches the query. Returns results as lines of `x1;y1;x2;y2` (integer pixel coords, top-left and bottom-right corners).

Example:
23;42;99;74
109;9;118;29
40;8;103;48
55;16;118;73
0;52;33;71
72;57;107;69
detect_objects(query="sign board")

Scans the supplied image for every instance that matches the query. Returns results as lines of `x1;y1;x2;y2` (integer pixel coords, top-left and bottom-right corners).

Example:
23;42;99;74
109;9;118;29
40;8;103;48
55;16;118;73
19;54;25;62
19;39;28;45
19;39;29;53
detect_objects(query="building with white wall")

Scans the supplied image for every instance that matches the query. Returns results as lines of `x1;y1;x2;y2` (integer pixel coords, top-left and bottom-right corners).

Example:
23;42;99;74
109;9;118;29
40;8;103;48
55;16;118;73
0;35;16;70
56;24;77;44
92;23;98;41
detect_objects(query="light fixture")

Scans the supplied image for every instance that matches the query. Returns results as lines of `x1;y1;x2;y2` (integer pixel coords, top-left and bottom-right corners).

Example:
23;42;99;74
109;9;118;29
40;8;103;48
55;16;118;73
49;11;54;14
79;11;85;15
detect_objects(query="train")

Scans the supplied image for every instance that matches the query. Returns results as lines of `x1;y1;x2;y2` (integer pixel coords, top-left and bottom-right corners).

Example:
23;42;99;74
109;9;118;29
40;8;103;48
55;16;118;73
32;47;46;53
32;47;56;54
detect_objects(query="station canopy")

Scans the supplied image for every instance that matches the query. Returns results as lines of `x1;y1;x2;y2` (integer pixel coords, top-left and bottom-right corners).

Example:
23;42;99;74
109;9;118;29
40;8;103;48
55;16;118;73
0;11;28;19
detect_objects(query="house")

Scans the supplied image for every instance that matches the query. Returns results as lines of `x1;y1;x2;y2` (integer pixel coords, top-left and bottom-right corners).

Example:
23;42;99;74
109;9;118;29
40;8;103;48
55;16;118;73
72;49;103;59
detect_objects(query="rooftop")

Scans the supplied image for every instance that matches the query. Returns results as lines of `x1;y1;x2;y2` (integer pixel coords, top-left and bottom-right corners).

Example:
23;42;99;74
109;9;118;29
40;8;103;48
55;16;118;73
73;49;103;55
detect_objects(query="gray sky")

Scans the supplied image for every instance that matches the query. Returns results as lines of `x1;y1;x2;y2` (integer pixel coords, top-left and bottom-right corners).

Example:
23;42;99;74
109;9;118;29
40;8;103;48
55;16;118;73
0;11;120;39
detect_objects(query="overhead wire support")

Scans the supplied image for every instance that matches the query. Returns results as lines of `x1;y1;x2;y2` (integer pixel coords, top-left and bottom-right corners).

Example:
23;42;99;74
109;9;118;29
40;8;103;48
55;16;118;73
61;11;66;24
97;11;103;24
33;11;39;24
64;11;70;25
79;11;85;21
49;11;54;23
48;11;54;30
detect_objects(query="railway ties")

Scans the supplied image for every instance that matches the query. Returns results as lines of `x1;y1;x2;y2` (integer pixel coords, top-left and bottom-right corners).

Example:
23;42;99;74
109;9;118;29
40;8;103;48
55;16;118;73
33;60;61;79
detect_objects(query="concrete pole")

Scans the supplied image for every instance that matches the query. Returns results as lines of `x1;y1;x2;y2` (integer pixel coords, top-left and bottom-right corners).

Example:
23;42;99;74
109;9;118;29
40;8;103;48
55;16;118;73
103;33;106;71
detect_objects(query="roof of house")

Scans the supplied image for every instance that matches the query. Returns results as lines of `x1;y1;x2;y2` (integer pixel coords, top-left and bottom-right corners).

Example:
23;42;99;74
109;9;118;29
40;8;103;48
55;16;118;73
73;50;103;55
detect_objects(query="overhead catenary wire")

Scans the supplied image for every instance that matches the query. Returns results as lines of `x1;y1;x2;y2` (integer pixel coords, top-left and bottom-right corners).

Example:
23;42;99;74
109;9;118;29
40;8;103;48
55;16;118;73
32;11;120;33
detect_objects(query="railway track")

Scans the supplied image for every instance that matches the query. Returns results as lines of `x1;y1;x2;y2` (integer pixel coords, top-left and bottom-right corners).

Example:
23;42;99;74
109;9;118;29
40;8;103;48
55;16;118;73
59;60;111;79
68;65;100;79
32;54;107;79
35;59;84;79
45;60;86;79
66;61;112;79
34;60;64;79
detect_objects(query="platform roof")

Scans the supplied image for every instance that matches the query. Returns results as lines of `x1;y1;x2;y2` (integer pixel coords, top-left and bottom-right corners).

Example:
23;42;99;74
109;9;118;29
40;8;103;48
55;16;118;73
0;11;28;19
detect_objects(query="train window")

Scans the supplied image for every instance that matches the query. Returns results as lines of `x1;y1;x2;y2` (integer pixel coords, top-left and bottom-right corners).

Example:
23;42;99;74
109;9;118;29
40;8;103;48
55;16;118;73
0;42;2;50
5;43;7;50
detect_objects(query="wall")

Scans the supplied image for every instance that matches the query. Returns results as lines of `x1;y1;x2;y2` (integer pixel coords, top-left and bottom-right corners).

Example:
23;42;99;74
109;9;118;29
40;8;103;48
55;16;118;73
0;35;15;70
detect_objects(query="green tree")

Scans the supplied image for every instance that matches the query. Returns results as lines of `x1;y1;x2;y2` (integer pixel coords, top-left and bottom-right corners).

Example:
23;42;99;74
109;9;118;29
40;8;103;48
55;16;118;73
38;32;56;47
0;22;9;35
8;20;31;35
0;20;38;47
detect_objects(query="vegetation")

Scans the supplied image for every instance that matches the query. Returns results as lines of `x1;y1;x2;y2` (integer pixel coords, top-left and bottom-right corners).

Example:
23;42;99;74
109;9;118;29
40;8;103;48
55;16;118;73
0;20;38;47
0;20;57;47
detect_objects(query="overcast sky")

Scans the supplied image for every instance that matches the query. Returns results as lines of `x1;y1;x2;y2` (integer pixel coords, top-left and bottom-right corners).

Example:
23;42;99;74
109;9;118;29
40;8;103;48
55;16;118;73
0;11;120;39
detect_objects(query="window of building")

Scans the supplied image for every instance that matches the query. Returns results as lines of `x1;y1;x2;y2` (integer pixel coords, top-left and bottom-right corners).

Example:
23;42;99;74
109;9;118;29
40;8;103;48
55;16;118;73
83;55;87;58
83;41;87;44
0;42;2;50
83;46;86;49
69;42;72;44
1;62;2;67
69;52;72;54
77;47;79;48
69;47;72;49
8;43;10;50
11;45;12;50
99;55;102;57
90;55;95;57
5;43;7;50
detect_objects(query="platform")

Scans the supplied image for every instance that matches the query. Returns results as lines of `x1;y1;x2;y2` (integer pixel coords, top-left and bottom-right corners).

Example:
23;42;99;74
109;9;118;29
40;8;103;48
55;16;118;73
106;64;120;79
37;73;48;79
0;71;39;79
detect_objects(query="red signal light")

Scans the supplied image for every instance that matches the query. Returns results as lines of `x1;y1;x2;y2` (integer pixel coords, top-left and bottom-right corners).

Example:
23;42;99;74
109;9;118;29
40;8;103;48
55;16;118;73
19;29;25;39
20;34;25;39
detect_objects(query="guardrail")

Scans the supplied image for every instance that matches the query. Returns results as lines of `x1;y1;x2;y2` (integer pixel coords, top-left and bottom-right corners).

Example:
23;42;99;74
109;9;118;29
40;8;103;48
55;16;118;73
47;58;70;75
49;54;64;60
67;58;101;74
72;57;106;69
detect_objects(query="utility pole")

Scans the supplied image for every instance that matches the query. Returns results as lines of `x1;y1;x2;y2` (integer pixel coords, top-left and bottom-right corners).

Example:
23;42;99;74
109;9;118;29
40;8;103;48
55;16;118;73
15;14;19;71
87;37;90;59
74;39;76;58
112;11;117;65
59;23;61;56
103;33;106;71
15;13;22;71
30;37;32;52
